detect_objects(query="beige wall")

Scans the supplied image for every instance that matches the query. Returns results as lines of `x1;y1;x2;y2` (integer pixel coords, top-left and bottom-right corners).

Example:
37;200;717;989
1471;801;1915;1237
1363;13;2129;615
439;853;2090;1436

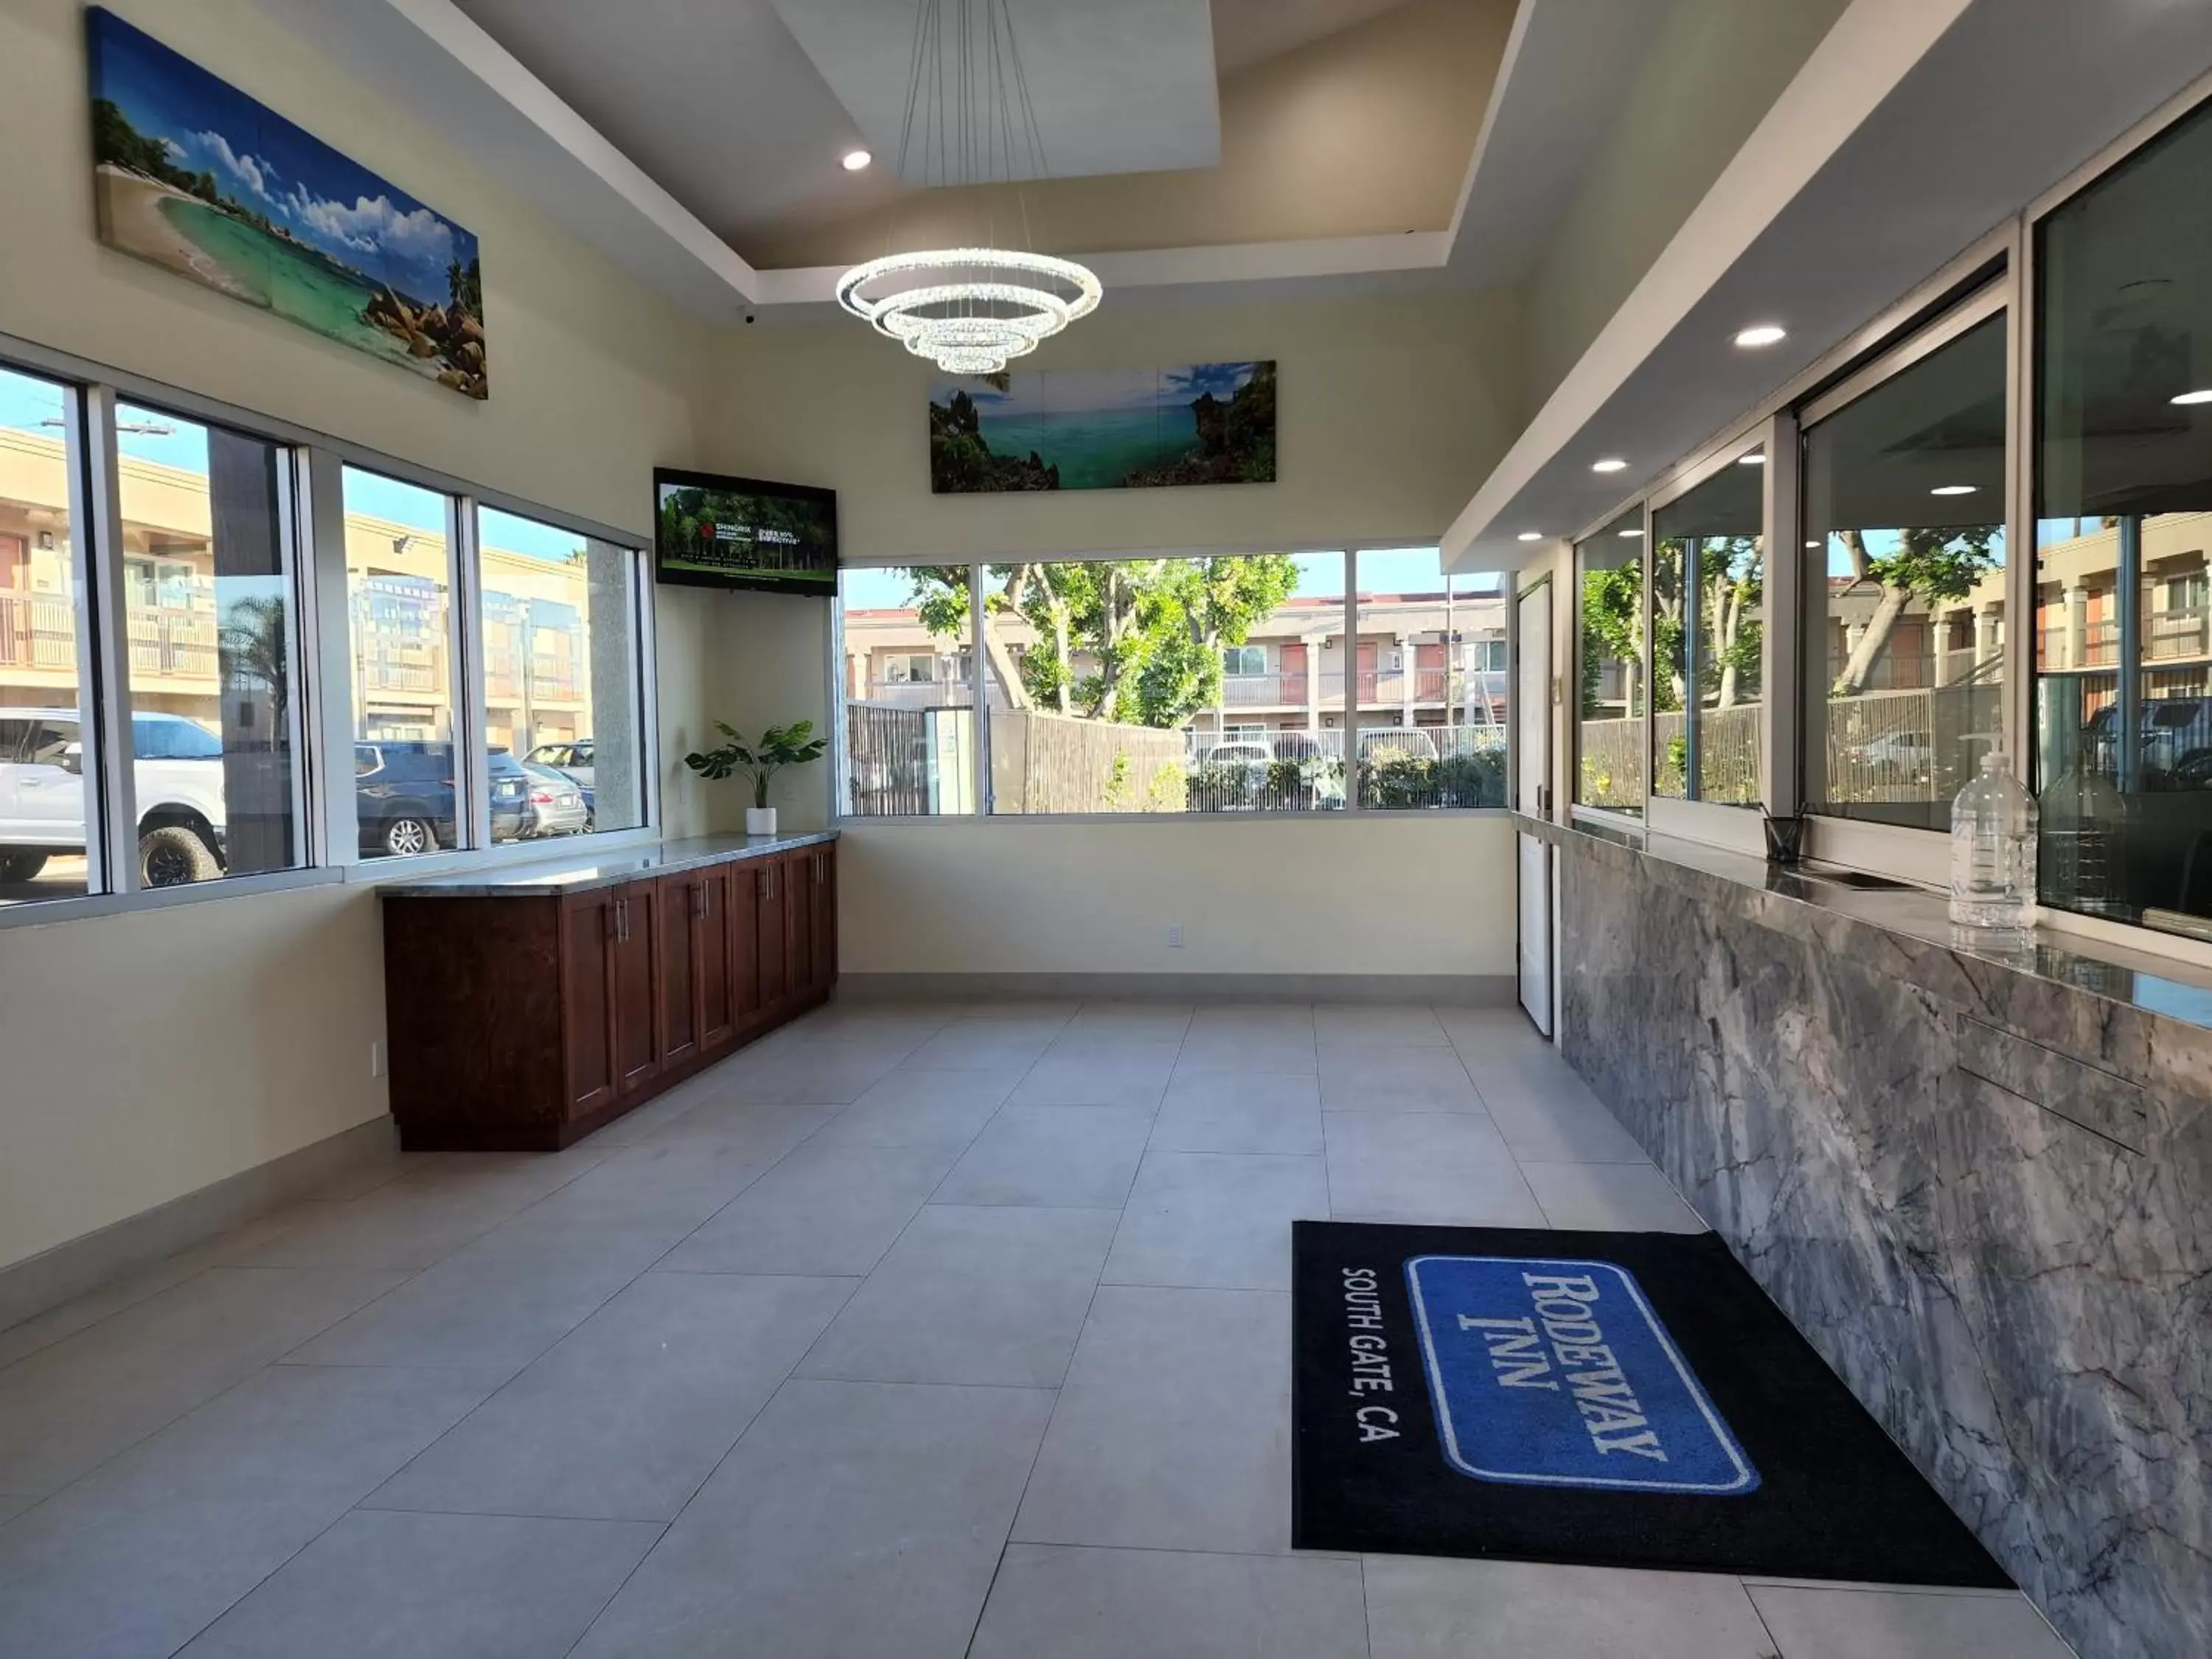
836;816;1516;979
710;288;1524;564
1521;0;1848;417
0;0;720;1275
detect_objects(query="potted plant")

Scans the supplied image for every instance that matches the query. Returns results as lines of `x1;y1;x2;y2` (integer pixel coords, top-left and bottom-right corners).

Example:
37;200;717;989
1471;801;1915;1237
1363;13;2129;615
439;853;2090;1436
684;720;828;836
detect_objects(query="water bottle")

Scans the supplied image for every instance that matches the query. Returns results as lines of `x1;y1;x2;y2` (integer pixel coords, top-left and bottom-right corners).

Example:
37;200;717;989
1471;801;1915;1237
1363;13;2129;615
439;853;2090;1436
1950;750;2038;930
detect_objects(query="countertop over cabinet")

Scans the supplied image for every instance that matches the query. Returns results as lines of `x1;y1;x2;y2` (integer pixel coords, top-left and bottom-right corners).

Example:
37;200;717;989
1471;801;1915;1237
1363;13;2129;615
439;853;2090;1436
377;831;838;898
378;834;840;1152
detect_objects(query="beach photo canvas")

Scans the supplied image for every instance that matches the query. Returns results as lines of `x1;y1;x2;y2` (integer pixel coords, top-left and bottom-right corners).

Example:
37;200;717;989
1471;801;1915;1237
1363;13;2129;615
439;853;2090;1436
929;361;1276;493
86;8;487;400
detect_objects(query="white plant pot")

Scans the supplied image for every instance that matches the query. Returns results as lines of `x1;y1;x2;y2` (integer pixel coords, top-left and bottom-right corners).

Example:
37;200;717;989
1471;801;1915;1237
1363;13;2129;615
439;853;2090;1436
745;806;778;837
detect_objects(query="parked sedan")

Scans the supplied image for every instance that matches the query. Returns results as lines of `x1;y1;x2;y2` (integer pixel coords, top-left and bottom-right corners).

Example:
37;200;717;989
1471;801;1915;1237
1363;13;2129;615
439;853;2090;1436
521;762;590;837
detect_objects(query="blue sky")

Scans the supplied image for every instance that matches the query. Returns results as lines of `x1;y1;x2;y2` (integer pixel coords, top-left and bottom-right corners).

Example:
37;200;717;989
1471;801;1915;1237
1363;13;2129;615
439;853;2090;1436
90;9;478;305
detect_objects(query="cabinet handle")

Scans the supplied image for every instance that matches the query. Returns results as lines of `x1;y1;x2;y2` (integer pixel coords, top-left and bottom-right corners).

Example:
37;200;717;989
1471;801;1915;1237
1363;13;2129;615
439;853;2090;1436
616;896;628;944
694;880;708;919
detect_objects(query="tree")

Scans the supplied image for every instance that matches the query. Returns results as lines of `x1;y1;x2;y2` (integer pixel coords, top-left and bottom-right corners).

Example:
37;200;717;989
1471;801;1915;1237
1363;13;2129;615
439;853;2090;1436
1581;539;1763;717
218;594;290;728
1829;526;2000;695
902;555;1303;728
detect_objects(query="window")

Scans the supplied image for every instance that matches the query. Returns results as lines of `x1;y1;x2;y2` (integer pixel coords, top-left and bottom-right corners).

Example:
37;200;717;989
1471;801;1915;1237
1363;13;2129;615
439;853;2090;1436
840;565;981;815
989;554;1351;815
1803;307;2008;828
2037;100;2212;928
114;403;304;887
344;467;459;858
476;505;645;841
1575;507;1645;814
0;366;90;905
1352;548;1506;809
1652;451;1764;807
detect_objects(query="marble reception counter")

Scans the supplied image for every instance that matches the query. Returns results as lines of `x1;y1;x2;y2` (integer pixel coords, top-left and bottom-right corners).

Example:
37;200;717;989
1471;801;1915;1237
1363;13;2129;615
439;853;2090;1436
1520;815;2209;1659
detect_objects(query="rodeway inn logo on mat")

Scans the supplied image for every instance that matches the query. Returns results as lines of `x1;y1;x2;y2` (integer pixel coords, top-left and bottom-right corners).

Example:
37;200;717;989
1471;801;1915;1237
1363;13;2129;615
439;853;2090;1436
1402;1255;1760;1495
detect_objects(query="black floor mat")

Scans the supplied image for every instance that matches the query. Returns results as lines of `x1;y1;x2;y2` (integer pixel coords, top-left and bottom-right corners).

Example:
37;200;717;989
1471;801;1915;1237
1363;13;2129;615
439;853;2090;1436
1291;1221;2010;1586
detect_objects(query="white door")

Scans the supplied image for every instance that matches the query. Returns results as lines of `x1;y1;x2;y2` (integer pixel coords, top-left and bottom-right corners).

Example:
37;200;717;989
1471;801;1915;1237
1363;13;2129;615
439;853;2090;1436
1515;582;1553;1035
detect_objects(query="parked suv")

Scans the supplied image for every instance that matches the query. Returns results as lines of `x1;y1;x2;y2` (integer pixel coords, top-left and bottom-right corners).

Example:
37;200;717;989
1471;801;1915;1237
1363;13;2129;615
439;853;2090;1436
355;741;529;856
0;708;229;886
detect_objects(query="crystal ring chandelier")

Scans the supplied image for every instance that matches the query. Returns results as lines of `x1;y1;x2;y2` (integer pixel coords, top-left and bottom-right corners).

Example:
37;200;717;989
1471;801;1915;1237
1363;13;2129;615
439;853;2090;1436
835;0;1102;375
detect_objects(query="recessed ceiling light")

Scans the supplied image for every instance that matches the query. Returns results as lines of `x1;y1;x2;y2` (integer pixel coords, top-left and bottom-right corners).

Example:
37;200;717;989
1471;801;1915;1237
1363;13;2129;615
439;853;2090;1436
1517;532;1543;543
841;148;873;171
1618;528;1644;538
2172;389;2212;405
1930;484;1978;495
1806;540;1821;549
1733;324;1787;348
1737;453;1766;465
1591;458;1628;473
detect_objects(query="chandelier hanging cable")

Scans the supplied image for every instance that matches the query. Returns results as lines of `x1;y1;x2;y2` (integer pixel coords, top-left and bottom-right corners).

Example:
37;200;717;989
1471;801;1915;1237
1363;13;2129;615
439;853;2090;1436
835;0;1101;375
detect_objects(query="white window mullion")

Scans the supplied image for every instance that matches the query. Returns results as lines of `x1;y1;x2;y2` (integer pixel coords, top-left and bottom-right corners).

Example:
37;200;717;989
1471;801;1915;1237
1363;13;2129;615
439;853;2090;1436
80;384;138;896
1343;549;1361;813
302;448;361;866
453;495;490;849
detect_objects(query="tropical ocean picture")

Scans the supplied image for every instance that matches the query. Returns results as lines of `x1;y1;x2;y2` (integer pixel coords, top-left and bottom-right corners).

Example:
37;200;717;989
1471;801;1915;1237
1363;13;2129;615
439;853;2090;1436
929;361;1277;493
86;8;487;400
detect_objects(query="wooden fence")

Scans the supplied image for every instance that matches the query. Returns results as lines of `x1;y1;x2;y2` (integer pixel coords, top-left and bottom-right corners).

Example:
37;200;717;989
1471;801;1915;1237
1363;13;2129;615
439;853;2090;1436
990;709;1188;814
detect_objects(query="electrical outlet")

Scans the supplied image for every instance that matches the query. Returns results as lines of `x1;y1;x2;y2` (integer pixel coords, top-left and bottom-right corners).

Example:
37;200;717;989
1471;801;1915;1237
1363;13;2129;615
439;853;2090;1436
1166;925;1183;949
369;1040;385;1079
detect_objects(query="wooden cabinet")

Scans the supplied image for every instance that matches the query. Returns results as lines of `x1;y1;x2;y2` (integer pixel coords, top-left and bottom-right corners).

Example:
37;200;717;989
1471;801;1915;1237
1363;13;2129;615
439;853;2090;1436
383;838;838;1151
656;873;700;1069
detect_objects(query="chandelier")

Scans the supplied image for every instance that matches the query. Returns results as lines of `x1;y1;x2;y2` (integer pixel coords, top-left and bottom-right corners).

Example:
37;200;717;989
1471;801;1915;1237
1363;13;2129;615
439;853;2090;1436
836;0;1102;375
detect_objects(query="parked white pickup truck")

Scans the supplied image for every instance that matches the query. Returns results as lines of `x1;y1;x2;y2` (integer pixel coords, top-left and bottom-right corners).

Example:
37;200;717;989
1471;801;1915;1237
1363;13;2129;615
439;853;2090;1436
0;707;229;886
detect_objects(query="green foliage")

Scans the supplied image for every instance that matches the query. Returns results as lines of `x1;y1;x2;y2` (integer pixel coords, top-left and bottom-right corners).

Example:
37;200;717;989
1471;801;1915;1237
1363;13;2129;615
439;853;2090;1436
903;556;1302;731
684;720;828;809
445;257;484;319
92;100;206;198
1862;526;2000;604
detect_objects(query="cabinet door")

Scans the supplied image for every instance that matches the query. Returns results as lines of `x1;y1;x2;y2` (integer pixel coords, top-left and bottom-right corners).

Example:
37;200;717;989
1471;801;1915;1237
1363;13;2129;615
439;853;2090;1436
657;873;700;1068
698;868;737;1053
612;882;661;1096
728;860;763;1032
811;846;838;993
787;851;814;997
560;888;619;1119
756;857;790;1012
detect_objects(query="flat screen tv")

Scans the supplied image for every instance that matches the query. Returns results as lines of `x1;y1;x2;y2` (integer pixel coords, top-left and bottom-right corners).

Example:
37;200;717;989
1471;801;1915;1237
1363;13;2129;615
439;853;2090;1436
653;467;838;596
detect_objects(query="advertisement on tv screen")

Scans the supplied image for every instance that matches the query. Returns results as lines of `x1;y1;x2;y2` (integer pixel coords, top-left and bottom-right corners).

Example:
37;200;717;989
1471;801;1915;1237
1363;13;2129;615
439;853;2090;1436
653;468;837;594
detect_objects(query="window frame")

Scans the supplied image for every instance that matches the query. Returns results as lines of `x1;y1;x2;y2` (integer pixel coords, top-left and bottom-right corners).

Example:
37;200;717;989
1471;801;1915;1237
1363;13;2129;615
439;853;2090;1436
830;544;1513;825
1790;282;2014;886
0;327;662;931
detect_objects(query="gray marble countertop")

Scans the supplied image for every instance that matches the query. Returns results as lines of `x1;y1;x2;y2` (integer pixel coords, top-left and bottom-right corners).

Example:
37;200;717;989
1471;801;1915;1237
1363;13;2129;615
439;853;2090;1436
376;831;839;898
1516;811;2212;1040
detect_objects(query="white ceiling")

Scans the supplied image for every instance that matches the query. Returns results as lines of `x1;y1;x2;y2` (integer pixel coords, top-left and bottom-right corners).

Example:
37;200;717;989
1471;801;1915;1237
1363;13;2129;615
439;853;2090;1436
1210;0;1418;74
1444;0;2212;569
246;0;1665;316
771;0;1222;186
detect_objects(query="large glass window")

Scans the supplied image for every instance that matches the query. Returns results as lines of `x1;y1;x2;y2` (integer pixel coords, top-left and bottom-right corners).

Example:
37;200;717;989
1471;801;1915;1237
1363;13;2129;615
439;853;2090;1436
344;467;459;859
114;403;302;887
840;566;981;816
476;506;645;842
2037;101;2212;928
1803;310;2008;827
985;554;1353;815
1575;507;1645;813
0;367;90;905
1653;452;1765;806
1350;547;1506;809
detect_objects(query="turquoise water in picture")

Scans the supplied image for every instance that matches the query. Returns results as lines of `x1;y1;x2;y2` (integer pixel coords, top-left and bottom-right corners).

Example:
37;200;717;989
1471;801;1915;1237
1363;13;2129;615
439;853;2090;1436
975;402;1201;489
161;198;424;369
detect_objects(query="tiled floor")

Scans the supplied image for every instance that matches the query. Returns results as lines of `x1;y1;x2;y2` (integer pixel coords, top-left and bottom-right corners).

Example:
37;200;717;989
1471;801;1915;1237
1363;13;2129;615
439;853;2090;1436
0;999;2077;1658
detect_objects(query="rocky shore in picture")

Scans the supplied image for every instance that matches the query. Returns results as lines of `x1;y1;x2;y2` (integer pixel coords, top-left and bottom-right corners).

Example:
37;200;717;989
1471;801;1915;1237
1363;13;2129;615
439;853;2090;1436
928;361;1278;493
88;9;490;400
